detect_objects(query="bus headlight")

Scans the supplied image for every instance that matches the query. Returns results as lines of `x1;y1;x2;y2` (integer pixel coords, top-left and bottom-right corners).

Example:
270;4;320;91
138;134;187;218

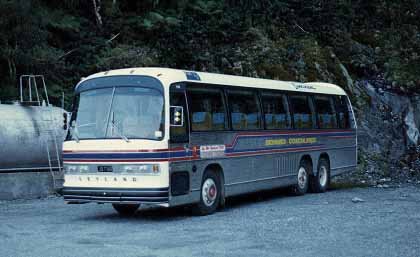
79;165;90;173
64;165;77;173
122;164;160;175
63;165;90;174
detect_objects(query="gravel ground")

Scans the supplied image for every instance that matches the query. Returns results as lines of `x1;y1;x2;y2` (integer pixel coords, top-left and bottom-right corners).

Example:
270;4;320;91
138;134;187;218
1;185;420;257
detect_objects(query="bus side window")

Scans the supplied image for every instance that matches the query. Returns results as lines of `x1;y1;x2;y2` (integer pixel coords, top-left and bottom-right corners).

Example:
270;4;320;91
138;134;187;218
290;94;316;129
188;88;227;131
334;95;351;129
261;92;291;129
314;95;338;129
227;90;262;130
170;92;189;143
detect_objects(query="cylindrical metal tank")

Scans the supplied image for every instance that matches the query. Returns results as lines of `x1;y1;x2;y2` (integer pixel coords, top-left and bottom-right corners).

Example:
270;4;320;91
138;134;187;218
0;103;66;172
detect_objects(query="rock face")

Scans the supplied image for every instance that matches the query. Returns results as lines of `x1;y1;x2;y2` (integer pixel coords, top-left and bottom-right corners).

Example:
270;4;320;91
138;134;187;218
346;78;420;183
358;81;419;156
405;106;420;146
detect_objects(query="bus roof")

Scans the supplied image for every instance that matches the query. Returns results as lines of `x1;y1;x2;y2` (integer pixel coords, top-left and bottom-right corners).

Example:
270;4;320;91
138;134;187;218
77;67;347;96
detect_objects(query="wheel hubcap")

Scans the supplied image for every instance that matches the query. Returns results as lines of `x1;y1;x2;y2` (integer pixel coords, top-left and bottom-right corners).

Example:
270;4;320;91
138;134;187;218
298;167;307;189
319;166;328;187
202;178;217;207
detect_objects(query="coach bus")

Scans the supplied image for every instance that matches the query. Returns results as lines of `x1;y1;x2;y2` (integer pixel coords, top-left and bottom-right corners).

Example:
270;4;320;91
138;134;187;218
62;68;357;216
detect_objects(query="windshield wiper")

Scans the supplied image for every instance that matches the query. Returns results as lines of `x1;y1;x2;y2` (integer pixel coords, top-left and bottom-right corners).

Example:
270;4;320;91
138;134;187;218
69;123;80;143
110;122;129;142
111;112;129;142
70;122;97;143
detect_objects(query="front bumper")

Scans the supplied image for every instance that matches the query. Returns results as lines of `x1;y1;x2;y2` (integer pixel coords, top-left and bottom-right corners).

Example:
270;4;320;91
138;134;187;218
62;187;169;205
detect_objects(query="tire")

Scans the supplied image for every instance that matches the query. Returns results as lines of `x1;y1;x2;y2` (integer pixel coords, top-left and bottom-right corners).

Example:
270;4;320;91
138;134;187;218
192;170;221;216
112;204;140;216
291;159;310;196
310;158;330;193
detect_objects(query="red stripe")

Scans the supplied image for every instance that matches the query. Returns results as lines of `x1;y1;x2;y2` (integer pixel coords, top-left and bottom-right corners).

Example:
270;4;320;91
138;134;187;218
328;136;354;139
63;146;324;163
63;156;200;163
63;147;185;154
63;130;355;154
63;159;168;163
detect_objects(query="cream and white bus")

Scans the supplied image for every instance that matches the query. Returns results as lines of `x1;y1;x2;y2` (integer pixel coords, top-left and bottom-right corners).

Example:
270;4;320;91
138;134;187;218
62;68;357;215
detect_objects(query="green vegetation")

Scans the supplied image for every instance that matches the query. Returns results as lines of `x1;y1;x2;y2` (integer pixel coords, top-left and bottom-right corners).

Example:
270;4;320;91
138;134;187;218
0;0;419;108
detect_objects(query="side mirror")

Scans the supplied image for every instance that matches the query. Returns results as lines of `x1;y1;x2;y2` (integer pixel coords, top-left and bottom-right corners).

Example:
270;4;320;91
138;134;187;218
170;106;184;127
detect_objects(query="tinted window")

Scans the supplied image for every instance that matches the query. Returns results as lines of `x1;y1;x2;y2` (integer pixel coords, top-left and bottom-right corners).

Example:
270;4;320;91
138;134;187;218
335;95;351;129
189;88;227;131
227;90;262;130
261;92;291;129
170;91;188;142
314;95;338;129
290;95;316;129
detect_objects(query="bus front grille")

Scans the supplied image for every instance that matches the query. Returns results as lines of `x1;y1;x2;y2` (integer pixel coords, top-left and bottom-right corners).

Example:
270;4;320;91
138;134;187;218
62;187;169;204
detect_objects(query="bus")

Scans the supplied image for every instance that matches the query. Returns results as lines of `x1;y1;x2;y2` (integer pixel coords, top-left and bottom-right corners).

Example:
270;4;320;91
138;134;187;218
62;68;357;216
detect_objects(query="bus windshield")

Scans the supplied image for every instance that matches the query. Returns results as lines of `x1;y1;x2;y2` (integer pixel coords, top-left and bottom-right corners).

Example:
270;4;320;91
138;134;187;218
69;86;164;140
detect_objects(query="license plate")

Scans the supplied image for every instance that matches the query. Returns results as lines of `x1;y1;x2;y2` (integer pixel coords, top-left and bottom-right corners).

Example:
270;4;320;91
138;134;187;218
97;166;113;172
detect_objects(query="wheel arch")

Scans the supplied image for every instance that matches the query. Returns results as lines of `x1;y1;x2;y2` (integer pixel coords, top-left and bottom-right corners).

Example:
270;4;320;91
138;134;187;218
300;154;314;175
204;163;225;208
319;152;330;164
318;152;331;174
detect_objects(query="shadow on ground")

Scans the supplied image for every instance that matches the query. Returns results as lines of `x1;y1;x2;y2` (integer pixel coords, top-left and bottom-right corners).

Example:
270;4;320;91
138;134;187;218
78;186;335;222
77;179;369;222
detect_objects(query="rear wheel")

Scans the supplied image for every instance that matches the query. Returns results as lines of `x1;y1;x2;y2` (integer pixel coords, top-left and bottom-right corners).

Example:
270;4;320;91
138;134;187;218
291;160;310;196
112;204;140;216
310;158;330;193
192;170;221;216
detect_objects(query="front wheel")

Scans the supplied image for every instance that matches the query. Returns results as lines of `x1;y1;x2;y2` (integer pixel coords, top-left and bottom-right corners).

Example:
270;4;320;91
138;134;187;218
112;204;140;216
192;171;221;216
291;160;310;196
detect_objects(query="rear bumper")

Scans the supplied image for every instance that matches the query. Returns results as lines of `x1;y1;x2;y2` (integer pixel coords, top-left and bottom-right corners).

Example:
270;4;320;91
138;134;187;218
62;187;169;205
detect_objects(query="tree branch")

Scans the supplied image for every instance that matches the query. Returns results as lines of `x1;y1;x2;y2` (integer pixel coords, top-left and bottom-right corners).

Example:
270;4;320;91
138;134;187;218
295;22;309;33
92;0;103;27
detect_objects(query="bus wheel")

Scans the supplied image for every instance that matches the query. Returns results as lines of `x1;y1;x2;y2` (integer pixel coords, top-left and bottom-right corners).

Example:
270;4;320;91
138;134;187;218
112;204;140;216
193;170;221;216
292;160;310;196
310;158;330;193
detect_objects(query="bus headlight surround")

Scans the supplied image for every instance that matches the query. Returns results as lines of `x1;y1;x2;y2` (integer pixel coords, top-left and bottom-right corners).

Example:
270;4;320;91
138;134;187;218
122;164;160;175
63;164;90;174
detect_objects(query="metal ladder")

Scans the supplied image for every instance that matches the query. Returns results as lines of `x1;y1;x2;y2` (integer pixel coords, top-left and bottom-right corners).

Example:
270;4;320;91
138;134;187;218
19;75;50;106
46;128;64;190
20;75;63;190
42;111;64;190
